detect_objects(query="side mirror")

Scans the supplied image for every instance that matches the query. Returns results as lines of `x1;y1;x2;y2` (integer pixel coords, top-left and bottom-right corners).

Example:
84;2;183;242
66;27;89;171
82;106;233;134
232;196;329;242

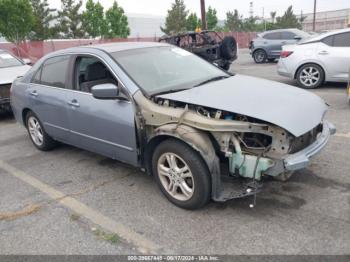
91;83;120;100
294;36;302;40
22;58;32;65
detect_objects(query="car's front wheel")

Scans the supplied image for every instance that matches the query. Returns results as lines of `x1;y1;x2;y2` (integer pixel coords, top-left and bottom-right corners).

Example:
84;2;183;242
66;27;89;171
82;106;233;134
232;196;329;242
26;111;57;151
152;139;211;210
296;64;324;89
253;49;267;63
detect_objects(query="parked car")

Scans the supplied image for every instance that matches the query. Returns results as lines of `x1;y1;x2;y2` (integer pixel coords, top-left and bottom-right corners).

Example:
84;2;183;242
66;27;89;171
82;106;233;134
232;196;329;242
347;69;350;104
0;49;31;111
277;28;350;89
159;30;237;71
11;42;335;209
249;28;310;63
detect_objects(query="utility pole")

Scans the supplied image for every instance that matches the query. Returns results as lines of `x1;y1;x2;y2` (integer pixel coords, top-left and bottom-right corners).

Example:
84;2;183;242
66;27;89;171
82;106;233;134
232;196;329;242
312;0;317;32
200;0;207;30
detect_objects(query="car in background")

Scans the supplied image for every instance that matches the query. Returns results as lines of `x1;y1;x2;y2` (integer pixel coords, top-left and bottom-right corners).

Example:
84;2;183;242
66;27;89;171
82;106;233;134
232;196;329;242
249;28;310;63
277;28;350;89
0;49;31;111
347;69;350;104
10;42;335;209
159;30;237;71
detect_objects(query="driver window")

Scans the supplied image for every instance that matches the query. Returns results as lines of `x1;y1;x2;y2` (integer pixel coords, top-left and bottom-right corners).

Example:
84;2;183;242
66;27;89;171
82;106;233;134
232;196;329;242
74;56;118;93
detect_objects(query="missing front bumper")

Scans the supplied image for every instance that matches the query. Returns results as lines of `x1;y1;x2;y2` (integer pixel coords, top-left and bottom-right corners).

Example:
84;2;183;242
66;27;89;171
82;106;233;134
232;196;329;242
284;121;336;171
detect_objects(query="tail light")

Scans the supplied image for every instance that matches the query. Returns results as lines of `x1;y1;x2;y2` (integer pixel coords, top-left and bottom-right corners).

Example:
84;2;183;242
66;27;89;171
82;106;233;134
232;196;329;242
280;51;293;58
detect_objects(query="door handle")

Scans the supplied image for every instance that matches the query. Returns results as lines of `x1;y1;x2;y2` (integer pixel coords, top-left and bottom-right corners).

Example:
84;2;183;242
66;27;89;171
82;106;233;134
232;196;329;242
281;41;287;44
67;99;80;108
318;50;329;55
30;90;38;97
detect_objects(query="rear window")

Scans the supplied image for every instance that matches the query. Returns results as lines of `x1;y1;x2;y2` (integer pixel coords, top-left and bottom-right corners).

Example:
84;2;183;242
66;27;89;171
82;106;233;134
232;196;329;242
263;32;282;40
333;33;350;47
0;51;23;68
281;31;296;40
34;55;70;88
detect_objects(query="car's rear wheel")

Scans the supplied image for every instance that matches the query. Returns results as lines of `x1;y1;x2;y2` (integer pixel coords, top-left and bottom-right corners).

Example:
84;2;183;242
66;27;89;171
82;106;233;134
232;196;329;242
26;111;56;151
296;64;324;89
152;139;211;210
253;49;267;63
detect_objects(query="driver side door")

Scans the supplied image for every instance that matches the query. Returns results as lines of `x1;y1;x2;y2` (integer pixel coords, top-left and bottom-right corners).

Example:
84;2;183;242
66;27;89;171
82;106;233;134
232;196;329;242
66;55;138;166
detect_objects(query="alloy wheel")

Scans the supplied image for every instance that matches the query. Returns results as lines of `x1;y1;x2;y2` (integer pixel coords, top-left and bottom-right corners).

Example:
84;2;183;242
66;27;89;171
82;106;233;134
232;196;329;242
28;116;44;146
157;153;194;201
299;66;320;87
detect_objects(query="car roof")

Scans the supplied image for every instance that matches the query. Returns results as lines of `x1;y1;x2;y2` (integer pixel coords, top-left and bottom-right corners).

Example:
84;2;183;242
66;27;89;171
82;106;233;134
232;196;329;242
71;42;169;53
262;28;300;34
302;28;350;43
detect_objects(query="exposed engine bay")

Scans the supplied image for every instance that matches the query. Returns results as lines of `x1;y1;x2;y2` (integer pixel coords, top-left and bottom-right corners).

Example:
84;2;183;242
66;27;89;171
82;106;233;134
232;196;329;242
132;90;330;203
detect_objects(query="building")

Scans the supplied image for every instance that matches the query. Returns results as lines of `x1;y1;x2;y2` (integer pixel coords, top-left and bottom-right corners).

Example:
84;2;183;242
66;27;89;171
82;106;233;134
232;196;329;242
127;14;165;38
299;8;350;32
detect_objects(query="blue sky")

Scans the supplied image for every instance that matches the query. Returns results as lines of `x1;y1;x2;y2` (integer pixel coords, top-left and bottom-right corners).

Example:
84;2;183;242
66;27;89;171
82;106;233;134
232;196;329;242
48;0;350;19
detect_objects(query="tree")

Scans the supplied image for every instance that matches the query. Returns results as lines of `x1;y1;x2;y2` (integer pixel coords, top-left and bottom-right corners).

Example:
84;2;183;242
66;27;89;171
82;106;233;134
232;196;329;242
57;0;84;38
82;0;106;38
161;0;188;35
0;0;34;44
29;0;55;40
206;6;218;30
225;10;243;32
275;6;302;29
104;1;130;38
186;13;200;31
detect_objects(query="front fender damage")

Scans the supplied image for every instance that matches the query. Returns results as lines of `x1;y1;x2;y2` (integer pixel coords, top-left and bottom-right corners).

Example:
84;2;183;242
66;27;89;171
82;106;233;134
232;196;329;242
133;90;314;202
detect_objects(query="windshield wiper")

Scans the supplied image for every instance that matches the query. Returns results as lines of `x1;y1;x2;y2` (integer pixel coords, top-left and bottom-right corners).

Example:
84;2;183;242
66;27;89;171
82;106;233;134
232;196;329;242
194;75;230;87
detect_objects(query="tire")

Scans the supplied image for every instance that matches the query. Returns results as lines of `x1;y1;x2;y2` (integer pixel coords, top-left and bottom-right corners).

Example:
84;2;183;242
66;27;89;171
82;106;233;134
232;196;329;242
25;111;57;151
253;49;267;63
296;64;324;89
152;139;211;210
221;62;231;71
220;36;237;60
274;171;294;182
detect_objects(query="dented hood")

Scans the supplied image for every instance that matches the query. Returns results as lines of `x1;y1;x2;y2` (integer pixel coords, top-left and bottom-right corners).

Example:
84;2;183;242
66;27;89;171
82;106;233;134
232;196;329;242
157;74;328;137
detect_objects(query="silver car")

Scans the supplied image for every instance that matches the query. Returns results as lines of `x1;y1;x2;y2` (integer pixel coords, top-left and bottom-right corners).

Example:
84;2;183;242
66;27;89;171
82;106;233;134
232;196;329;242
249;28;310;63
278;28;350;89
0;49;31;111
11;42;335;209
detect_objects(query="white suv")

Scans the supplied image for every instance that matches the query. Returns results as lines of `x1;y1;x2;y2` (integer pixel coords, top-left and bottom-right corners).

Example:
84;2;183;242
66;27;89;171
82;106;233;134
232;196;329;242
277;28;350;89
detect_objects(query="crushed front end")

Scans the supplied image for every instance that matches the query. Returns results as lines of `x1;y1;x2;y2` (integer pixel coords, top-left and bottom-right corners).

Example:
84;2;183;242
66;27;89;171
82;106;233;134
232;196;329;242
134;91;336;203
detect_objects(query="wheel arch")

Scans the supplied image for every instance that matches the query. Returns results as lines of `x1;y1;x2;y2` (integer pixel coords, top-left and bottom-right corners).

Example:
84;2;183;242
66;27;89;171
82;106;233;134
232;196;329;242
144;124;222;199
22;108;32;127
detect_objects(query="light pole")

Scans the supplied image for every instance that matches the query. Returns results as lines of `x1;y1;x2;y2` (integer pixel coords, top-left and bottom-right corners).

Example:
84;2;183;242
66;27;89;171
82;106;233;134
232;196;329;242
312;0;317;32
200;0;207;30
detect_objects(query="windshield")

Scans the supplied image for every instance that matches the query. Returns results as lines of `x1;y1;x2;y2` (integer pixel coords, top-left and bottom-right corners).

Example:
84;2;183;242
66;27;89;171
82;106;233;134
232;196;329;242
111;46;229;96
0;51;23;68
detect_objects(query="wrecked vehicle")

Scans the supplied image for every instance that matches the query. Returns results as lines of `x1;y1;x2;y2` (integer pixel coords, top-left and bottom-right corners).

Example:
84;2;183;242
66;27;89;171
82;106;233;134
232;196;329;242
10;42;335;210
0;49;31;112
159;30;237;71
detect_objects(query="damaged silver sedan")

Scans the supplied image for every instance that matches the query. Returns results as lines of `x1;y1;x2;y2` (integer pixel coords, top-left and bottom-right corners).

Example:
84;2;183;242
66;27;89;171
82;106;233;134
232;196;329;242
11;42;336;209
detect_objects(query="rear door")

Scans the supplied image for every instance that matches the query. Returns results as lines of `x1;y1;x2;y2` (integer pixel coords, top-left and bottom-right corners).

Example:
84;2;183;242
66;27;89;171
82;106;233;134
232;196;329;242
65;55;138;165
27;55;71;142
281;31;298;46
263;32;283;57
317;32;350;81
